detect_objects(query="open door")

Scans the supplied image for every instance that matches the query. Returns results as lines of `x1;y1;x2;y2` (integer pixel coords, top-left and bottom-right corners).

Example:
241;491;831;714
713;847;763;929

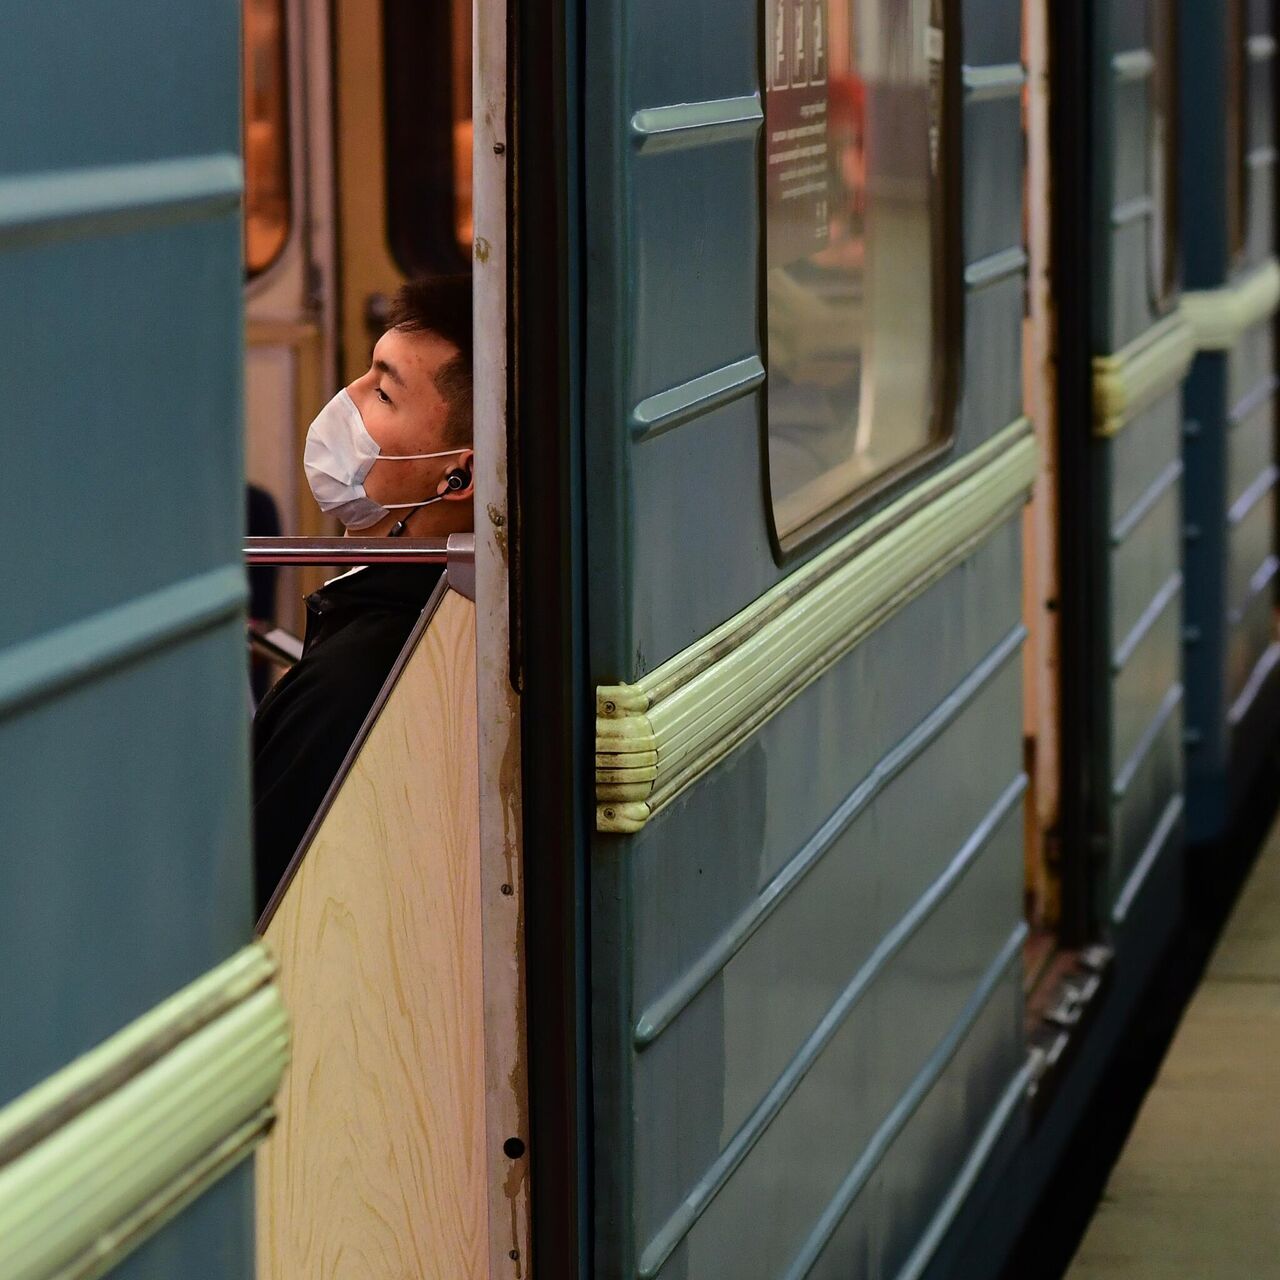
0;6;284;1278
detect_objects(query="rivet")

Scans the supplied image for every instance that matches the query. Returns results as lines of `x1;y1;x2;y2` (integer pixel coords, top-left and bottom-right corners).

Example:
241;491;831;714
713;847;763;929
501;883;514;896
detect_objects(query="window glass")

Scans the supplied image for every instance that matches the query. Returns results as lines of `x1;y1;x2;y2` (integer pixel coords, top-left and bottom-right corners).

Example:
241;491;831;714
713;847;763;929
242;0;291;276
384;0;473;275
765;0;949;544
1149;0;1178;306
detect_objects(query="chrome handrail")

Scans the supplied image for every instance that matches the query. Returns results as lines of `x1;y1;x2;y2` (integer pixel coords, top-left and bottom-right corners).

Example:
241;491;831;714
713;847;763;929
245;536;452;565
243;533;476;598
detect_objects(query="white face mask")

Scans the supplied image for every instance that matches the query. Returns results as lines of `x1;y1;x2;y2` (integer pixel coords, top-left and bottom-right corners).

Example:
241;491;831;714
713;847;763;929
304;388;469;530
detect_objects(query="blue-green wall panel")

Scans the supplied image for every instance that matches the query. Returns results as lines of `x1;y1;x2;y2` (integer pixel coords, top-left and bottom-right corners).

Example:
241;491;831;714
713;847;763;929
0;621;250;1103
585;0;1029;1273
630;660;1023;1252
871;963;1024;1280
962;99;1022;265
1229;565;1279;704
1111;694;1183;902
1107;393;1181;524
961;0;1020;65
0;3;239;174
0;2;252;1275
629;141;760;405
961;279;1025;446
630;402;774;673
1091;1;1187;930
1112;593;1182;772
1110;0;1148;51
643;813;1021;1278
0;219;243;650
628;0;756;105
598;520;1028;1278
1108;482;1180;652
1226;401;1275;509
627;523;1023;1013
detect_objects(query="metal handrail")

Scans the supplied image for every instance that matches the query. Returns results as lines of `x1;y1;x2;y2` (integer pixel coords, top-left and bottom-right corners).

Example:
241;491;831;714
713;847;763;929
243;533;476;599
244;533;471;566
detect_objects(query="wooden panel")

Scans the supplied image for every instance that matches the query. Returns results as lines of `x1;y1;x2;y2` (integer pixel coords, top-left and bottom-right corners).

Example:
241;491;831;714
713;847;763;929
257;588;488;1280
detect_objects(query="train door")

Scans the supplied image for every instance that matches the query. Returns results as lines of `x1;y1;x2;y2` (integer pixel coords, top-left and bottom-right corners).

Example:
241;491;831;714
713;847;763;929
243;0;338;634
0;5;285;1278
1180;0;1280;840
1073;0;1193;957
582;0;1035;1275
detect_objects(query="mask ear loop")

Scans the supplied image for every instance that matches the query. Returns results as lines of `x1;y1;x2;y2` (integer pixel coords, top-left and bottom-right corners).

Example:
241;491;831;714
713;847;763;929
387;492;447;538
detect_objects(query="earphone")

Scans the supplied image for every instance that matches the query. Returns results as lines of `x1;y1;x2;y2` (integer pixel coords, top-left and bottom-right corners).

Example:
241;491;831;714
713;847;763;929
387;464;474;537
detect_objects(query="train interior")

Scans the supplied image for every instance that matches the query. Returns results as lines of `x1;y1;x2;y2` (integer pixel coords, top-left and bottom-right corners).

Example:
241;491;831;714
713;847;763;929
236;0;1276;1276
241;3;510;1275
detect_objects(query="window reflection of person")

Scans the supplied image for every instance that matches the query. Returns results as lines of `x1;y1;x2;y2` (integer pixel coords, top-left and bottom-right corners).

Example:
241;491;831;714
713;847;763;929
252;275;473;916
767;73;867;523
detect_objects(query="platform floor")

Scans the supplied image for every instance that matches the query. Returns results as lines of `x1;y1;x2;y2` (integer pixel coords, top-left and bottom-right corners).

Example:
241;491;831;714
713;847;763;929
1066;817;1280;1278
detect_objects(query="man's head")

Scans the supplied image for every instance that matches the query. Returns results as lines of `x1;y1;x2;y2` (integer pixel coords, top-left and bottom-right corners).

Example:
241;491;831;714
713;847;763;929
344;274;474;534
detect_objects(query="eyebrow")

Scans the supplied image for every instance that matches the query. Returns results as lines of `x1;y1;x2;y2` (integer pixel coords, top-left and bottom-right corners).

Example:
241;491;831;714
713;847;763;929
373;357;406;389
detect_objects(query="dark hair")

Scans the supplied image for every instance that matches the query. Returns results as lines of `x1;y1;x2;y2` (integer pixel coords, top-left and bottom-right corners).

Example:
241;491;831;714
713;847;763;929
387;274;473;446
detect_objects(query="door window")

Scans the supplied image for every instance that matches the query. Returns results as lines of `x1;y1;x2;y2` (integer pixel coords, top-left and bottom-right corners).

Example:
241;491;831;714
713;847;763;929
384;0;473;274
764;0;953;545
242;0;291;276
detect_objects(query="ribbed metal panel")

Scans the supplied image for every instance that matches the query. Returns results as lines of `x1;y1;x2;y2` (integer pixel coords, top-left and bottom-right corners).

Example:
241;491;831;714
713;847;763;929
1088;0;1187;927
584;0;1029;1270
0;4;253;1276
1180;0;1279;840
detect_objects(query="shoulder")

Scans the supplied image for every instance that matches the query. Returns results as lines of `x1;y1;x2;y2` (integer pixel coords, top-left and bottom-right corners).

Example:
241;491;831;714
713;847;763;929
256;609;413;749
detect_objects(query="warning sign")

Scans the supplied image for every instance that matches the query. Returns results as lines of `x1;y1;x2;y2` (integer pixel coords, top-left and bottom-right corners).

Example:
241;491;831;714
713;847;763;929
766;0;830;267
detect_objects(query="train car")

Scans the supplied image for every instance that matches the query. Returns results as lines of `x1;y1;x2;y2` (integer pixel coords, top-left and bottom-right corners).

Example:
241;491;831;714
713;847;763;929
0;3;1276;1280
1178;0;1280;842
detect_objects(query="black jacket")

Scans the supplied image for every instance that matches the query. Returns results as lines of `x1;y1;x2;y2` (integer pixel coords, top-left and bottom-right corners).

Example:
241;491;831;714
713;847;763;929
252;563;443;914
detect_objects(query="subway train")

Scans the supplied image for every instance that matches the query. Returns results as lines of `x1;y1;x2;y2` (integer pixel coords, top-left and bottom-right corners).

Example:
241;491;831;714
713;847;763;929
1;1;1277;1279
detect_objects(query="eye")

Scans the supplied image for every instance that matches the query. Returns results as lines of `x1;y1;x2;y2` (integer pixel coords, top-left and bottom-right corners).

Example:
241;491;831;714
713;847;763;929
375;386;392;405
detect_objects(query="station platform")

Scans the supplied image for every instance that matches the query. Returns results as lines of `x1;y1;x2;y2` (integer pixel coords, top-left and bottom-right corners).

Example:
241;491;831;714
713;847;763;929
1065;817;1280;1277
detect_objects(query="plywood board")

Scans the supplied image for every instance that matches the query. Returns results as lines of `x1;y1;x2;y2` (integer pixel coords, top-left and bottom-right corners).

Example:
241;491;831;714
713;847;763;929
257;588;488;1280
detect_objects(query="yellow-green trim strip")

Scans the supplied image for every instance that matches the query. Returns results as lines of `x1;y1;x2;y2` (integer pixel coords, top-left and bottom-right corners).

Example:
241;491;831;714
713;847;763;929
0;944;288;1280
596;421;1037;832
1181;258;1280;351
1092;311;1196;437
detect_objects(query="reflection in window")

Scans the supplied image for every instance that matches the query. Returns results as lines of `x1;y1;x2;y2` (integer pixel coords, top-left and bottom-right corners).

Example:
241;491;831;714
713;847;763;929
1150;0;1178;307
242;0;291;276
765;0;949;543
384;0;473;274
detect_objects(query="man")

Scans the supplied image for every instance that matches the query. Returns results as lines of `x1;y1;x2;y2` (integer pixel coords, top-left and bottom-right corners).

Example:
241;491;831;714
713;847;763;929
252;274;473;914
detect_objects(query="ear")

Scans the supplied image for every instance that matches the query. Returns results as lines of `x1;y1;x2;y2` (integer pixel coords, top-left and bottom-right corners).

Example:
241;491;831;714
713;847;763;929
439;448;475;500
